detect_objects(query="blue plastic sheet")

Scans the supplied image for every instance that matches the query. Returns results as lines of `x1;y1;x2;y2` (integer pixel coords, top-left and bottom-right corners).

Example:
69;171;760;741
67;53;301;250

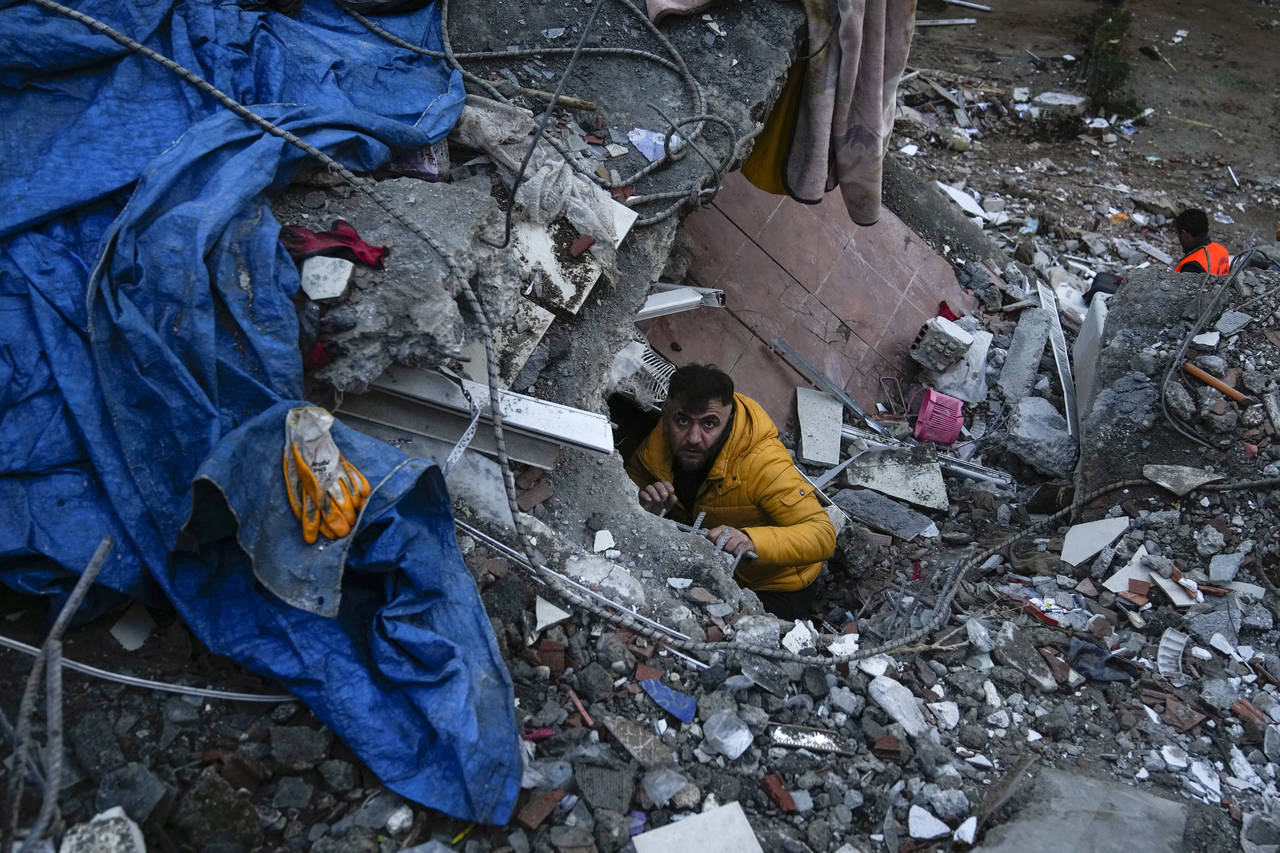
0;0;520;823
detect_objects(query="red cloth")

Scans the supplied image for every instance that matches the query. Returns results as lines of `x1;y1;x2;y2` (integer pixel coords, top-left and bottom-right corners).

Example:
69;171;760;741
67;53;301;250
280;220;388;268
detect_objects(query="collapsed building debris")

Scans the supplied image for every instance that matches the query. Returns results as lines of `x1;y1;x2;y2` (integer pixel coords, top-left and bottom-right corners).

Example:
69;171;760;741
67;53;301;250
4;0;1280;851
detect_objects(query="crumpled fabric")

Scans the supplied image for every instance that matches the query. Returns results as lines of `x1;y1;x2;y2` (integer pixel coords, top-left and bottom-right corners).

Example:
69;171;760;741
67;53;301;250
744;0;917;226
1068;637;1140;682
281;220;390;267
450;94;623;268
0;0;520;823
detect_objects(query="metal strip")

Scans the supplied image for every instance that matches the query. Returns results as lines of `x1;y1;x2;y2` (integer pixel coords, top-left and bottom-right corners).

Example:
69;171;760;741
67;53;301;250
771;337;887;436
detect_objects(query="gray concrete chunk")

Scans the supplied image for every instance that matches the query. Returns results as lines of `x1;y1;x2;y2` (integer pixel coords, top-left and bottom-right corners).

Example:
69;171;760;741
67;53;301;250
998;308;1051;402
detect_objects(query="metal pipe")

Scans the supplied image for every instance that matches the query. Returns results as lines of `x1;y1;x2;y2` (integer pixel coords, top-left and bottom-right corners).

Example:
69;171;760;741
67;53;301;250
1183;362;1246;402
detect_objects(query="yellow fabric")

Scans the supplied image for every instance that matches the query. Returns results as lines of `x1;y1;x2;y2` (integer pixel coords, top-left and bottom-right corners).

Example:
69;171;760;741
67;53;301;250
742;58;805;196
626;393;836;592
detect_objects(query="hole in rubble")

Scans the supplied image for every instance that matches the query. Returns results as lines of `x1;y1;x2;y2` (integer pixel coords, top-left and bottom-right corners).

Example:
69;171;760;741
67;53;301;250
607;393;661;463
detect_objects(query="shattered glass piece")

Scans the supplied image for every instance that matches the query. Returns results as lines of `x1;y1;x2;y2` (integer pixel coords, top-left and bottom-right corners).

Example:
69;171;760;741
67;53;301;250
739;656;790;696
702;710;752;759
641;767;688;807
601;715;674;768
639;679;696;724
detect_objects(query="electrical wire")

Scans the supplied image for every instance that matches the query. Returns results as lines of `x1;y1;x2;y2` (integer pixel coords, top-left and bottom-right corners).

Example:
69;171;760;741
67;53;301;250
30;0;1280;693
342;0;718;215
482;0;608;249
0;634;294;703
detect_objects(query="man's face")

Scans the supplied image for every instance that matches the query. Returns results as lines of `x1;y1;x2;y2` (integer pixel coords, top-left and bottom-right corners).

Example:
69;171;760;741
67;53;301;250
1177;227;1195;253
662;398;732;472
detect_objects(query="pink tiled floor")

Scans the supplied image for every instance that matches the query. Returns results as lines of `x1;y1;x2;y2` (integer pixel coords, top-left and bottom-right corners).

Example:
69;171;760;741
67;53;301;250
642;172;977;432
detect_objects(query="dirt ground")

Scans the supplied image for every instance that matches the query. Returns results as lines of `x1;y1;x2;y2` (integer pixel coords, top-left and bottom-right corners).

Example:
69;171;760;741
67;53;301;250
905;0;1279;252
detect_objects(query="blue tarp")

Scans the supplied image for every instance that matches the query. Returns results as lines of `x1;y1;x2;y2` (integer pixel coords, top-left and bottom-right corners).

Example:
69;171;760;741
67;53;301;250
0;0;521;823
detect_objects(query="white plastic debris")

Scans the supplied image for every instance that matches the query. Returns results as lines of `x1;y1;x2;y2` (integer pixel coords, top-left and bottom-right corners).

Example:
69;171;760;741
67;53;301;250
702;710;753;759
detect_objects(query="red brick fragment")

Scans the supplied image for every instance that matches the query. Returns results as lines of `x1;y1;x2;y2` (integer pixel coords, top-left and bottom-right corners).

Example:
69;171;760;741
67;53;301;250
569;235;595;257
634;663;662;682
1128;578;1151;596
537;639;566;679
585;134;605;145
760;774;796;812
517;789;564;830
872;735;909;763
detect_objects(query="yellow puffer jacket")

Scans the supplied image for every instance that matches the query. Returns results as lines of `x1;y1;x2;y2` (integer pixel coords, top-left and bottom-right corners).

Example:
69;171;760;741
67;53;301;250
626;393;836;592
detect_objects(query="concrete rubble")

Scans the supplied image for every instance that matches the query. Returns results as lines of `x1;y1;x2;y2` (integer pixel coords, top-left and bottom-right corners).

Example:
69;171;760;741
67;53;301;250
7;1;1280;852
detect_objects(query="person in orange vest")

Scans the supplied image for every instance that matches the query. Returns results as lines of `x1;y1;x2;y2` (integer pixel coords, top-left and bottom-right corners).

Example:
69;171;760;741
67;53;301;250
1173;209;1230;274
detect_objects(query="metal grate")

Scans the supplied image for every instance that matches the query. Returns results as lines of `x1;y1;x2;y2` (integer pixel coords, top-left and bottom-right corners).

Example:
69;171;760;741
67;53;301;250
638;342;676;405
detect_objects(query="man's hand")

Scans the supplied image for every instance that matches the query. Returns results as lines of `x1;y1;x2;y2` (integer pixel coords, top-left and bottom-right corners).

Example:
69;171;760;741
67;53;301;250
638;481;677;515
705;525;755;558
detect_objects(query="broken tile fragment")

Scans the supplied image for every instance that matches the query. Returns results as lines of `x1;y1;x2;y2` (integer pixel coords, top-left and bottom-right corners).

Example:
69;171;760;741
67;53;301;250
601;715;674;768
639;679;696;724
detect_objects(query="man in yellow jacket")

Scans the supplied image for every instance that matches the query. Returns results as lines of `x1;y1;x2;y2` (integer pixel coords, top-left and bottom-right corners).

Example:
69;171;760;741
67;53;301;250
626;364;836;619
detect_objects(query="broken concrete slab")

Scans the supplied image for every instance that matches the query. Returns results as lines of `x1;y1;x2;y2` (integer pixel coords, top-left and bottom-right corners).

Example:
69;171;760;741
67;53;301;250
842;449;949;511
831;489;938;541
795;388;843;465
561;554;647;608
992;622;1058;692
973;768;1188;853
1006;396;1077;478
998;308;1051;402
458;298;557;388
1060;517;1129;566
1143;464;1225;497
869;675;927;737
273;175;499;391
632;801;763;853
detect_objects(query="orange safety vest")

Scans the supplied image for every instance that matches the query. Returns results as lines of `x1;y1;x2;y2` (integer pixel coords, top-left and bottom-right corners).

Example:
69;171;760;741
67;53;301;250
1175;241;1230;274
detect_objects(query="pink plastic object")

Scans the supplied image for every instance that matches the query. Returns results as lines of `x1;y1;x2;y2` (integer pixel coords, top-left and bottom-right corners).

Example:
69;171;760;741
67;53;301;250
912;389;964;444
